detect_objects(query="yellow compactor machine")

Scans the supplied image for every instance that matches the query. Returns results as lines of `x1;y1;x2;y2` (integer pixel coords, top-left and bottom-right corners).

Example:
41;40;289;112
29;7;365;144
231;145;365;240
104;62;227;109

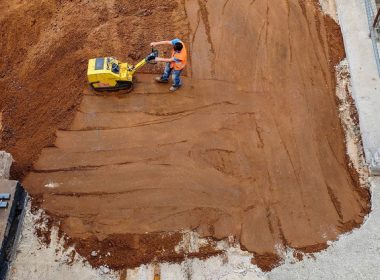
87;49;158;92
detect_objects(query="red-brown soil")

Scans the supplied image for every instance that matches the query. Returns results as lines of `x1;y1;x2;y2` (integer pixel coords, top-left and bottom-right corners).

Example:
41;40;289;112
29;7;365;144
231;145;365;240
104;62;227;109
0;0;187;178
1;0;370;272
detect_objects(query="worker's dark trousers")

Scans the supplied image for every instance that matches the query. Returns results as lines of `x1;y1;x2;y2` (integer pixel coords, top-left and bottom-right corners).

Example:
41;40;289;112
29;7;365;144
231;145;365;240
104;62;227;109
162;63;182;87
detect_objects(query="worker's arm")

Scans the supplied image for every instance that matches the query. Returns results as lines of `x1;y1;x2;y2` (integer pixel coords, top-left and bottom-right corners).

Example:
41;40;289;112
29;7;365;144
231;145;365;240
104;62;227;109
150;41;173;47
155;57;175;63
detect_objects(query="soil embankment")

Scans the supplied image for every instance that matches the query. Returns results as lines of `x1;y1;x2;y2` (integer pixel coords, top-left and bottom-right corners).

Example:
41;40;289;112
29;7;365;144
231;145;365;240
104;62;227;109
0;0;187;178
1;0;370;272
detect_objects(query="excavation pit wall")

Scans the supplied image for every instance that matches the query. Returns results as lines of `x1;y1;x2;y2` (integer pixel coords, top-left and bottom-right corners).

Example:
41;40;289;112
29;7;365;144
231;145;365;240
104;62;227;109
0;0;371;272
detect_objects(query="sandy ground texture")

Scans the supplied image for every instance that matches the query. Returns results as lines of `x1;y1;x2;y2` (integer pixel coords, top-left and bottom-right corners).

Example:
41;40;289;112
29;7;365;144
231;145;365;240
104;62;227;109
8;177;379;280
0;0;188;178
14;0;371;271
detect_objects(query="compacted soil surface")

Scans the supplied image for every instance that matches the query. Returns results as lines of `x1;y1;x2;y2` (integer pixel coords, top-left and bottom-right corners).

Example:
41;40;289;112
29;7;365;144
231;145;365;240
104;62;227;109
0;0;186;178
1;0;370;272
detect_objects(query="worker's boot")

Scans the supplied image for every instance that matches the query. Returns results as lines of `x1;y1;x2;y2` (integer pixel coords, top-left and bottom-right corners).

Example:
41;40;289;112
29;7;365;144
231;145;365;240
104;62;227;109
155;77;168;83
170;85;180;92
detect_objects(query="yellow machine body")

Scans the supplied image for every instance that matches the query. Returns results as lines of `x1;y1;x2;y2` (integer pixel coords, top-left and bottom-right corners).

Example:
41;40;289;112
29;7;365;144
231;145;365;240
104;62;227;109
87;57;147;92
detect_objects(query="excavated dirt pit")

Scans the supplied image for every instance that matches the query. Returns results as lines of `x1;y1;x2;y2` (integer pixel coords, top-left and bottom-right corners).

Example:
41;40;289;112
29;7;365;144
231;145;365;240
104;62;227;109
0;0;371;272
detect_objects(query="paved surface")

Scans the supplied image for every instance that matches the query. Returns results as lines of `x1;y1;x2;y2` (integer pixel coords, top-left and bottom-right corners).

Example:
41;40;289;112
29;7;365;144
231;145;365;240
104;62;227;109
7;203;115;280
336;0;380;160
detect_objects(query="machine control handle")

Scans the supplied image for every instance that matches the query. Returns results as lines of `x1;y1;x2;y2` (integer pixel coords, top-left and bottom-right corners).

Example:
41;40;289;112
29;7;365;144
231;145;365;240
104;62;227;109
146;48;159;64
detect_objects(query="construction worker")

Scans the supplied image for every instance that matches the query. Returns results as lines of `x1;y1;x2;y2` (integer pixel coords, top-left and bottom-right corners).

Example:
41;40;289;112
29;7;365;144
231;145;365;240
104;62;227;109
150;38;187;92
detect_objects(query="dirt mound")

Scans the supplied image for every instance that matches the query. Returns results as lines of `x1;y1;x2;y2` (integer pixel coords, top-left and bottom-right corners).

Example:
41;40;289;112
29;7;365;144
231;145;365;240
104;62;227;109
1;0;371;273
0;0;188;178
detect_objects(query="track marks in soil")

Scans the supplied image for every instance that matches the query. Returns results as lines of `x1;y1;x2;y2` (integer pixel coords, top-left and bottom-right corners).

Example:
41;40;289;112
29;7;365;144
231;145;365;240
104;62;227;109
0;0;190;178
197;0;215;55
222;0;231;15
296;0;329;86
326;183;344;220
33;157;167;174
19;0;371;273
285;0;293;63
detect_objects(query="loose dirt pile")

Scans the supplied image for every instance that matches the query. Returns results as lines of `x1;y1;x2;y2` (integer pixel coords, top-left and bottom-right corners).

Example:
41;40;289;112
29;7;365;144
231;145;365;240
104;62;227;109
1;0;371;272
0;0;187;178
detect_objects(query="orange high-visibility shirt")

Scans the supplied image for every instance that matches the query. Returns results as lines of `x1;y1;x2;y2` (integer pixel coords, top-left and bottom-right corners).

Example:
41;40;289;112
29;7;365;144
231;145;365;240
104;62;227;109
170;39;187;70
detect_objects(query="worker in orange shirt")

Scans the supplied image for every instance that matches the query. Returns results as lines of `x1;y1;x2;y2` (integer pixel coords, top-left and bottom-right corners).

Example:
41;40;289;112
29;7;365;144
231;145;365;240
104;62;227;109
150;38;187;92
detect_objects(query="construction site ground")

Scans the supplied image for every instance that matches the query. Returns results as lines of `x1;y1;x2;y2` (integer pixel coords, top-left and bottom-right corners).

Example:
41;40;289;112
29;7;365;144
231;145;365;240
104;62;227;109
1;0;379;279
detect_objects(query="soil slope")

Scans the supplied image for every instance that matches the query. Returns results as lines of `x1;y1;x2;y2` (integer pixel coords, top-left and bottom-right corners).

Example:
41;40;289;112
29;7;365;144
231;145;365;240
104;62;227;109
0;0;187;178
2;0;370;272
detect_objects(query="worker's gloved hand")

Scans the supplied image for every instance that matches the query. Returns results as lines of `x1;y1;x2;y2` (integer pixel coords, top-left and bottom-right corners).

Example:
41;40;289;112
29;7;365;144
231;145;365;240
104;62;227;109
146;53;156;62
146;49;158;63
